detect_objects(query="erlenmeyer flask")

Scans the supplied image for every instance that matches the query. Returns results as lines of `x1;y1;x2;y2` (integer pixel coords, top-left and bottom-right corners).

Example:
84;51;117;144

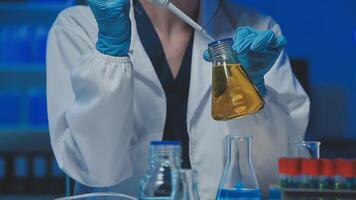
217;136;261;200
179;170;200;200
208;38;264;121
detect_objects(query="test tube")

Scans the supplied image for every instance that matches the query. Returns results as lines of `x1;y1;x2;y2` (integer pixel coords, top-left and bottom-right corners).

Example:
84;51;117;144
353;160;356;190
335;159;354;190
300;159;320;189
278;158;288;188
278;158;300;188
296;141;321;159
319;159;335;190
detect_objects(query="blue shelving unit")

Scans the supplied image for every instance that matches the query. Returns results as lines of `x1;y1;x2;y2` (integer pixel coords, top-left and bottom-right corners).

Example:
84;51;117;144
0;1;74;196
0;0;75;133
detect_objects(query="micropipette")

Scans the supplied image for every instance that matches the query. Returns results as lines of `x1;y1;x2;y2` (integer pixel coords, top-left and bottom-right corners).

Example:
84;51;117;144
148;0;215;42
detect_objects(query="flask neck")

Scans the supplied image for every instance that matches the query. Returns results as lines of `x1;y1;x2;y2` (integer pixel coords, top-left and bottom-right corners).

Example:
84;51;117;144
208;38;237;63
221;136;260;190
227;136;253;163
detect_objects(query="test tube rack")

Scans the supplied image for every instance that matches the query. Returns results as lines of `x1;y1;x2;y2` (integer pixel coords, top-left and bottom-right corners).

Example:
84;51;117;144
282;189;356;199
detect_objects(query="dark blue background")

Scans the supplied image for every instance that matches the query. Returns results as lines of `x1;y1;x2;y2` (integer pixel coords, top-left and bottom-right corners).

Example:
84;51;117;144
236;0;356;142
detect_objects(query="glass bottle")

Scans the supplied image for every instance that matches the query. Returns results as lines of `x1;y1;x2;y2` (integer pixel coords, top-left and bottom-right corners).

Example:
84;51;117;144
208;38;264;121
179;169;200;200
217;136;261;200
140;141;182;200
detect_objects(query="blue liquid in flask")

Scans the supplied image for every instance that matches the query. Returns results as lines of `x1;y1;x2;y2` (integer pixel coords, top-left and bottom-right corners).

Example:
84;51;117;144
218;188;261;200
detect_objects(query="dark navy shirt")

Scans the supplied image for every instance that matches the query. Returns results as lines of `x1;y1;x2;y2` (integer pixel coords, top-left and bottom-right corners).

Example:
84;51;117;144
134;1;193;168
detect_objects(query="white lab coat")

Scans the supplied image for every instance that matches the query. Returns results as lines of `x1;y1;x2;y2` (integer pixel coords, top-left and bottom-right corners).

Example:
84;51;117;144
46;0;310;199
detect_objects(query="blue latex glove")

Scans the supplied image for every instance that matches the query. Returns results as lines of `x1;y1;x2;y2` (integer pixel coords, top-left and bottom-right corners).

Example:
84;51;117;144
204;27;287;96
87;0;131;56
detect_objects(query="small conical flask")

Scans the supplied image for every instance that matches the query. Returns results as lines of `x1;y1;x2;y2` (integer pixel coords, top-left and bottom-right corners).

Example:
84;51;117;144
208;38;264;121
217;136;261;200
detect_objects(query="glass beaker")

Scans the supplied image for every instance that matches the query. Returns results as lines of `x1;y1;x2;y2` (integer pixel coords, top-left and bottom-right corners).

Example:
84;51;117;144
179;169;200;200
208;38;264;121
140;141;182;200
295;141;321;159
217;136;261;200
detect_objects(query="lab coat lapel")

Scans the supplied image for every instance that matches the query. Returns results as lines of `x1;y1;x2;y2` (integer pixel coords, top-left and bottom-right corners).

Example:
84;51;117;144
186;32;211;125
128;0;165;96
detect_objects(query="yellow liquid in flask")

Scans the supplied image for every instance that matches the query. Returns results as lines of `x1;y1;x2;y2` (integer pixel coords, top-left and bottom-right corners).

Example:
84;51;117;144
212;63;264;120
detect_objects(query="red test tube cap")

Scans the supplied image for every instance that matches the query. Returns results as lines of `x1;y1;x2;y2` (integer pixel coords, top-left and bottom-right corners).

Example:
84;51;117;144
278;158;288;174
335;159;348;176
301;158;320;176
320;159;335;176
343;160;354;178
286;158;301;176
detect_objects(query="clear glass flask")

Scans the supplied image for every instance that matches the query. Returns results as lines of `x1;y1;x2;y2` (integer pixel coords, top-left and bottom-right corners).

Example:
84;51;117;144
295;141;321;159
208;38;264;121
140;141;182;200
217;136;261;200
179;169;200;200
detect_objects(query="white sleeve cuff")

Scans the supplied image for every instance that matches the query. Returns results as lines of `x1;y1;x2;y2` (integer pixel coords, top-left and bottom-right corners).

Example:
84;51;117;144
94;49;131;64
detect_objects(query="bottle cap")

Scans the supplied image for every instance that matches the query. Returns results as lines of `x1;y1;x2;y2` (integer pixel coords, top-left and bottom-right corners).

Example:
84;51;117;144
301;159;319;176
320;159;335;176
338;159;354;178
150;141;181;146
286;158;301;176
208;38;233;47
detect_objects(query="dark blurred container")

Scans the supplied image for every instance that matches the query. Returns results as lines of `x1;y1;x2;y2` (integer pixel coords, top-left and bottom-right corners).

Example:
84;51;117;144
0;25;31;63
0;25;48;64
27;89;48;126
0;91;22;125
31;25;49;64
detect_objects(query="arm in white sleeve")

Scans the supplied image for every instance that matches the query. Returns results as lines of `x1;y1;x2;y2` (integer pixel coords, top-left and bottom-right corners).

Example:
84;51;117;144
227;49;310;192
46;7;134;187
266;19;310;137
226;18;310;192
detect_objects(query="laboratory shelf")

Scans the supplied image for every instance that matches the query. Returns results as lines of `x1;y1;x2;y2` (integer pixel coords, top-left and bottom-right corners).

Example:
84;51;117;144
0;2;74;25
0;2;72;12
0;1;67;196
0;132;50;152
0;64;46;88
282;189;356;199
0;64;45;73
0;127;48;134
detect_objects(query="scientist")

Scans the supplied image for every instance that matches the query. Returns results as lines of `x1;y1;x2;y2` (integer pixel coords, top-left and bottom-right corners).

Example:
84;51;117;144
46;0;310;198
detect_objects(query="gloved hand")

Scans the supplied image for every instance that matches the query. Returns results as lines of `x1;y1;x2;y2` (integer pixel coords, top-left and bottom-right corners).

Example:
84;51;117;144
204;27;287;96
87;0;131;56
